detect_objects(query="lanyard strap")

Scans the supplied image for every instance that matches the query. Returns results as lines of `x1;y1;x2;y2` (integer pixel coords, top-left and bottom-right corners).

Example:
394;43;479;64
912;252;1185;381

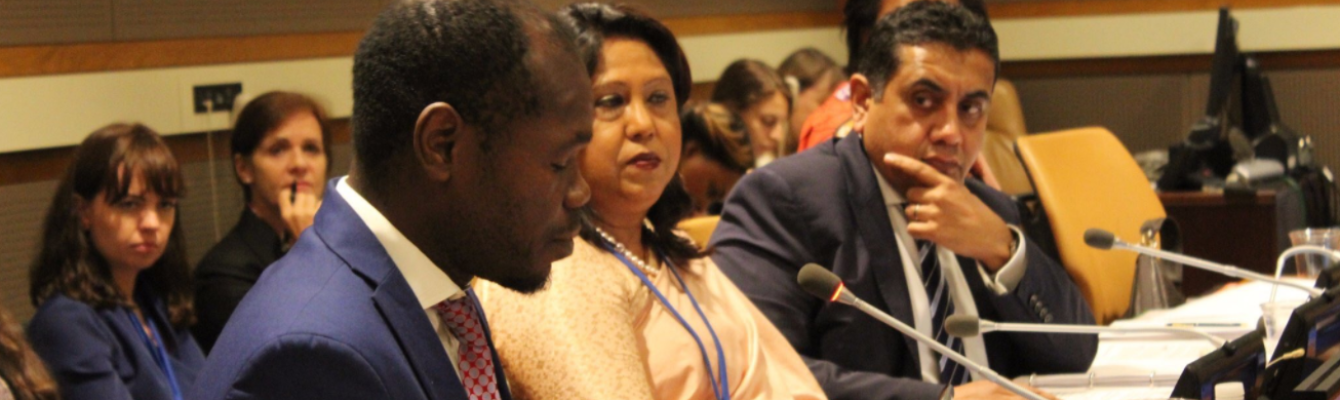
600;241;730;400
124;310;183;400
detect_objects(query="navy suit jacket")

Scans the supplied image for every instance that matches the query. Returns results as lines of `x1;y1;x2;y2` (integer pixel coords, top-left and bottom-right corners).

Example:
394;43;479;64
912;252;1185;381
710;135;1097;400
191;180;513;400
27;286;204;400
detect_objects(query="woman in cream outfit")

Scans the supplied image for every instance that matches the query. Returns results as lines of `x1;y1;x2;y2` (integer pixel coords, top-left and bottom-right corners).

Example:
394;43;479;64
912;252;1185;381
475;3;826;400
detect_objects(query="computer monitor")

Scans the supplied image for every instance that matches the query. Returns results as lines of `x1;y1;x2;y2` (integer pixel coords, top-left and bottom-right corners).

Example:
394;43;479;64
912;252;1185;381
1314;266;1340;290
1242;56;1310;172
1289;351;1340;400
1171;328;1266;400
1158;7;1241;191
1259;287;1340;399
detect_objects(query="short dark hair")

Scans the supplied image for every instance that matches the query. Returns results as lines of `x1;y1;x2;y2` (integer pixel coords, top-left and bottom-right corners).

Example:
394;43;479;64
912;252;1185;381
711;59;791;115
351;0;568;188
844;0;989;71
557;3;692;109
230;91;333;202
857;1;999;99
30;123;195;330
557;2;703;265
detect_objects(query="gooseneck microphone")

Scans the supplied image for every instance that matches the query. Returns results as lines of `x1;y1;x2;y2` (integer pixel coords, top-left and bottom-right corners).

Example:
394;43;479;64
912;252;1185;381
797;264;1047;400
1084;228;1323;297
942;315;1225;346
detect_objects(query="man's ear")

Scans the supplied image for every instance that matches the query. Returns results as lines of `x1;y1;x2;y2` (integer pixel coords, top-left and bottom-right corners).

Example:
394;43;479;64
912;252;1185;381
849;74;874;135
413;102;461;182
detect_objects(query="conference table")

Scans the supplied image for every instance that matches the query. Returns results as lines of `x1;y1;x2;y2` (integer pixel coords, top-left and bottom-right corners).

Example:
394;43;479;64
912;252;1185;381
1032;279;1312;400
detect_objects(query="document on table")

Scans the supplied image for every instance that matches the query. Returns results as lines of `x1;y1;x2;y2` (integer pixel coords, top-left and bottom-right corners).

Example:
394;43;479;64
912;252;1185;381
1020;280;1302;400
1018;339;1215;389
1049;386;1174;400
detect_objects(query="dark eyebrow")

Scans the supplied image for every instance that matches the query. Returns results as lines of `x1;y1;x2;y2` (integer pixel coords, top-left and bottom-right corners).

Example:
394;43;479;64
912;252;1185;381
963;90;991;103
910;78;946;94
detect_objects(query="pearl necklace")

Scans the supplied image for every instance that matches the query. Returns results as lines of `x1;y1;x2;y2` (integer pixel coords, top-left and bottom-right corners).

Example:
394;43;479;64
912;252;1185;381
593;226;657;272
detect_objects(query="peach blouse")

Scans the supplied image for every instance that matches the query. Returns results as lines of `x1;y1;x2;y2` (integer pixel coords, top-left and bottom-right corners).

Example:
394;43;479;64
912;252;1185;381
476;238;826;400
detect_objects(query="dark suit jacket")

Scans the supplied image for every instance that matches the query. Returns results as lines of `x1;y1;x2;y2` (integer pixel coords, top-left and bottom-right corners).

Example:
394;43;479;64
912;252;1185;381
710;135;1097;400
190;180;513;400
27;286;205;400
193;210;284;353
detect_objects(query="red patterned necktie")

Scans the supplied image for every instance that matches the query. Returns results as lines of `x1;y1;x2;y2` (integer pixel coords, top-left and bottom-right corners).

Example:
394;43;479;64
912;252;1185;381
434;296;501;400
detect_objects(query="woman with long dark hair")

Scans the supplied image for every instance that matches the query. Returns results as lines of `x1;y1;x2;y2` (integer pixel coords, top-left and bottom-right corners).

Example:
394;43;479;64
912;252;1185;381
476;4;825;400
27;123;203;400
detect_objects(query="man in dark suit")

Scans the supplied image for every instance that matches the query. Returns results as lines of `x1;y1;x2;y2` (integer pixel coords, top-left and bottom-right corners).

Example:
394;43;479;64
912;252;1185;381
190;0;593;399
711;3;1096;399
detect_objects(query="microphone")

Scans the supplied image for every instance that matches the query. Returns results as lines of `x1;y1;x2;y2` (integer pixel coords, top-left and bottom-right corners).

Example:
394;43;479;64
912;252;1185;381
943;315;1225;346
1084;228;1323;296
797;264;1048;400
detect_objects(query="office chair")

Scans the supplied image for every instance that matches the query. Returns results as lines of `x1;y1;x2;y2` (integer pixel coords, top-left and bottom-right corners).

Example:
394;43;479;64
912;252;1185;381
678;215;721;249
983;79;1033;196
1015;127;1168;325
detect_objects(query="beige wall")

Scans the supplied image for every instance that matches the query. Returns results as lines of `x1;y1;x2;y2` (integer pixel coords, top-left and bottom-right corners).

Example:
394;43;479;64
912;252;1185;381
996;5;1340;61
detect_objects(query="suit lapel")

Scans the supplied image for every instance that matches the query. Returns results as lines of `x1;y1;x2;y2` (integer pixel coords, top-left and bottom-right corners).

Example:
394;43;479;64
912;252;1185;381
835;136;921;366
313;180;467;400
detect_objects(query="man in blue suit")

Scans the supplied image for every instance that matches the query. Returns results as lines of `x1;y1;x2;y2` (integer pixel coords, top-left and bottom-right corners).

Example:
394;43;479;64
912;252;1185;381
711;3;1096;400
191;0;593;399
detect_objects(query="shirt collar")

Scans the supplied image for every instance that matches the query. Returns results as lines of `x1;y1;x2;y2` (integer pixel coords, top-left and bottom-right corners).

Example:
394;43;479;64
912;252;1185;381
872;164;906;207
335;176;465;309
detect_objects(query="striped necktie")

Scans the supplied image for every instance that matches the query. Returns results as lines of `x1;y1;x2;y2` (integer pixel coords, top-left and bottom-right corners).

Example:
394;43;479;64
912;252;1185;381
918;240;969;386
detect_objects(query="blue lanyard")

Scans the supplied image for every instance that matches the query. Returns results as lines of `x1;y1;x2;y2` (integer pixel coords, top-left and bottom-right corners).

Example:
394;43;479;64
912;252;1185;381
599;240;730;400
124;309;183;400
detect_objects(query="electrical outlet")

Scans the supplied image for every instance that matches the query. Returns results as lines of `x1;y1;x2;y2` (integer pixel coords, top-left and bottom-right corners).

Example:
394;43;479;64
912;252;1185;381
193;83;243;113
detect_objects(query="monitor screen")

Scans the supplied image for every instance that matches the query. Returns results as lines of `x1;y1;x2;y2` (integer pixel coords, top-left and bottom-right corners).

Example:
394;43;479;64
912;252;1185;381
1260;288;1340;398
1172;328;1266;400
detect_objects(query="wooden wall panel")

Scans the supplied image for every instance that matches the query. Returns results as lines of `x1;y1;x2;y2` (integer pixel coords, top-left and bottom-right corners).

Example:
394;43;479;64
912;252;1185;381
113;0;389;41
1002;50;1340;79
0;0;113;46
988;0;1340;19
0;32;364;79
532;0;831;18
0;180;57;322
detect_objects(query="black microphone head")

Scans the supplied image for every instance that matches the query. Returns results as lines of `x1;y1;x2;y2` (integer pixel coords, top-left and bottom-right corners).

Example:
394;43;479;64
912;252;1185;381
797;264;843;301
944;315;981;337
1084;228;1117;250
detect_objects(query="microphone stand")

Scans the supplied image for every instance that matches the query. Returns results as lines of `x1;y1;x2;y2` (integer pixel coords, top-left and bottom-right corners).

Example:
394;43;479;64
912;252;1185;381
840;295;1049;400
1111;240;1323;297
981;321;1226;346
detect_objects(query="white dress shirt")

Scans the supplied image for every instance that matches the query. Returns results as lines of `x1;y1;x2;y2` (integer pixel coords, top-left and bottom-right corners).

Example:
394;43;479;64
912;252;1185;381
872;167;1027;384
336;176;467;380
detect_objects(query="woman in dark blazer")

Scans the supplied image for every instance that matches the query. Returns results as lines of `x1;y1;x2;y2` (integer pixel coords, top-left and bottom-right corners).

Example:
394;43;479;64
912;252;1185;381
27;123;203;400
192;91;331;352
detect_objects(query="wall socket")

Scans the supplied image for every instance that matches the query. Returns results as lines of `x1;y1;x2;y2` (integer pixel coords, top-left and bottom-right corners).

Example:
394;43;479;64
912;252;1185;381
192;83;243;113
